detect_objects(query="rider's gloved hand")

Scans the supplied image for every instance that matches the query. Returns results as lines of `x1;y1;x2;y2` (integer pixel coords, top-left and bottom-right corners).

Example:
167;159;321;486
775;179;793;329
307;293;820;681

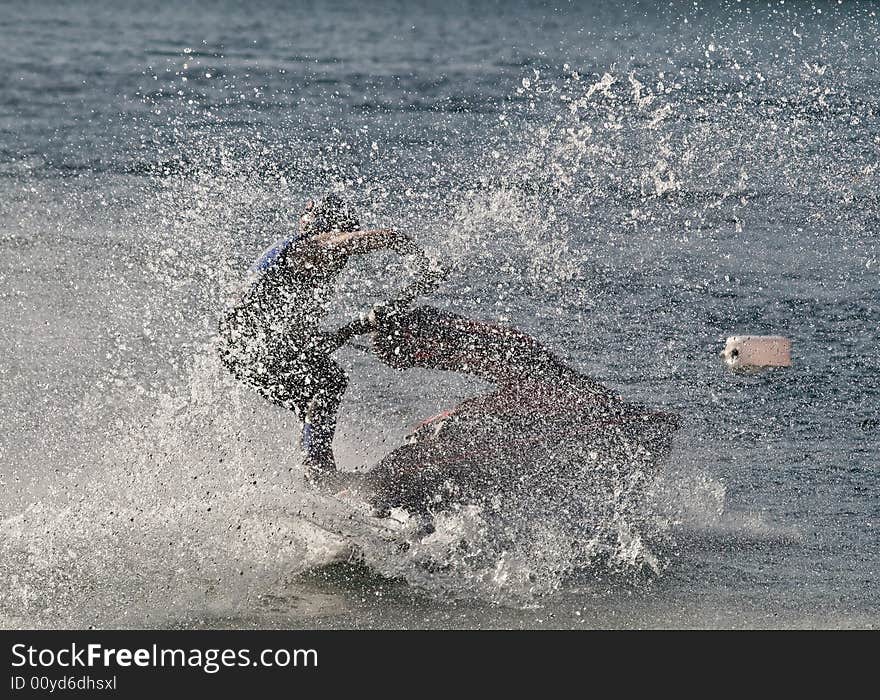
366;299;406;329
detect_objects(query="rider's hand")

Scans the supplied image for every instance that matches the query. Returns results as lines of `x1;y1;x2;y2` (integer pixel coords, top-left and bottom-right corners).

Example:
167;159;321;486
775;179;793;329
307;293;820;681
388;230;419;256
366;299;406;329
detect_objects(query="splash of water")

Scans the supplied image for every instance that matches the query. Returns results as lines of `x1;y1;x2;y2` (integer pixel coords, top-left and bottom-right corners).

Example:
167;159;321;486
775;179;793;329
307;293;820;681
2;63;768;626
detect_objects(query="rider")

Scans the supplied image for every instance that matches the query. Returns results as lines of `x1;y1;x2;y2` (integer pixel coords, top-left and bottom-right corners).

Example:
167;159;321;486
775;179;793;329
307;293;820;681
218;194;436;488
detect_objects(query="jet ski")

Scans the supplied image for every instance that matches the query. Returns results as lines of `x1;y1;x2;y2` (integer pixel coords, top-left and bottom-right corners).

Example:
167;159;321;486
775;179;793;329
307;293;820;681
350;305;679;531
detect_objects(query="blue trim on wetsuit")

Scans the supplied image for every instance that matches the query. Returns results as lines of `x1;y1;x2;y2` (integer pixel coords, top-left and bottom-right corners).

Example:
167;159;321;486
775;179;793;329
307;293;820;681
301;420;334;467
249;234;302;274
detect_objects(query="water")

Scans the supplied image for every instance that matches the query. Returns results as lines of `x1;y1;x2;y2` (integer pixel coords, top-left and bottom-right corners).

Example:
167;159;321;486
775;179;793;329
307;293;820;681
1;0;878;628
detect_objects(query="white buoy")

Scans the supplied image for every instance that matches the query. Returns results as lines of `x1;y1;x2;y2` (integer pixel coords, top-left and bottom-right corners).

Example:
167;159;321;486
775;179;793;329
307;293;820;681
721;335;792;369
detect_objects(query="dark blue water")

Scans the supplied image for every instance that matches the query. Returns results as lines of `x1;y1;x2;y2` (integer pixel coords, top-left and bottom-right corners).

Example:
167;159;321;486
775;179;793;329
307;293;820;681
1;0;877;628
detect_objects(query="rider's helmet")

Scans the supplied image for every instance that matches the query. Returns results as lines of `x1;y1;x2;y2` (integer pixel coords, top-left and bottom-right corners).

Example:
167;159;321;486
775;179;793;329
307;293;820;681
299;193;360;236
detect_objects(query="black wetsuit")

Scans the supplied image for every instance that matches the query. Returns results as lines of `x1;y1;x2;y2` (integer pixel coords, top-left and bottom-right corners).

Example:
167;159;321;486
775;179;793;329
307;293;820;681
218;233;349;468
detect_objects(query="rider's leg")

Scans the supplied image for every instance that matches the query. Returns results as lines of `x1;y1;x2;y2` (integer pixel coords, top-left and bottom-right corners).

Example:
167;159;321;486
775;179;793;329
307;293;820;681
237;345;349;479
299;358;348;480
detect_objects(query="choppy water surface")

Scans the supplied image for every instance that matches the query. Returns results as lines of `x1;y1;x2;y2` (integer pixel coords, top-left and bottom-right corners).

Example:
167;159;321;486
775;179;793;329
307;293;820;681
1;0;878;628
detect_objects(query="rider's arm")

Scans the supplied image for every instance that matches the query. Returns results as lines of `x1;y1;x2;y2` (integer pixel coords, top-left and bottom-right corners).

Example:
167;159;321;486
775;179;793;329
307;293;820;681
308;228;438;295
309;228;420;257
304;228;446;339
